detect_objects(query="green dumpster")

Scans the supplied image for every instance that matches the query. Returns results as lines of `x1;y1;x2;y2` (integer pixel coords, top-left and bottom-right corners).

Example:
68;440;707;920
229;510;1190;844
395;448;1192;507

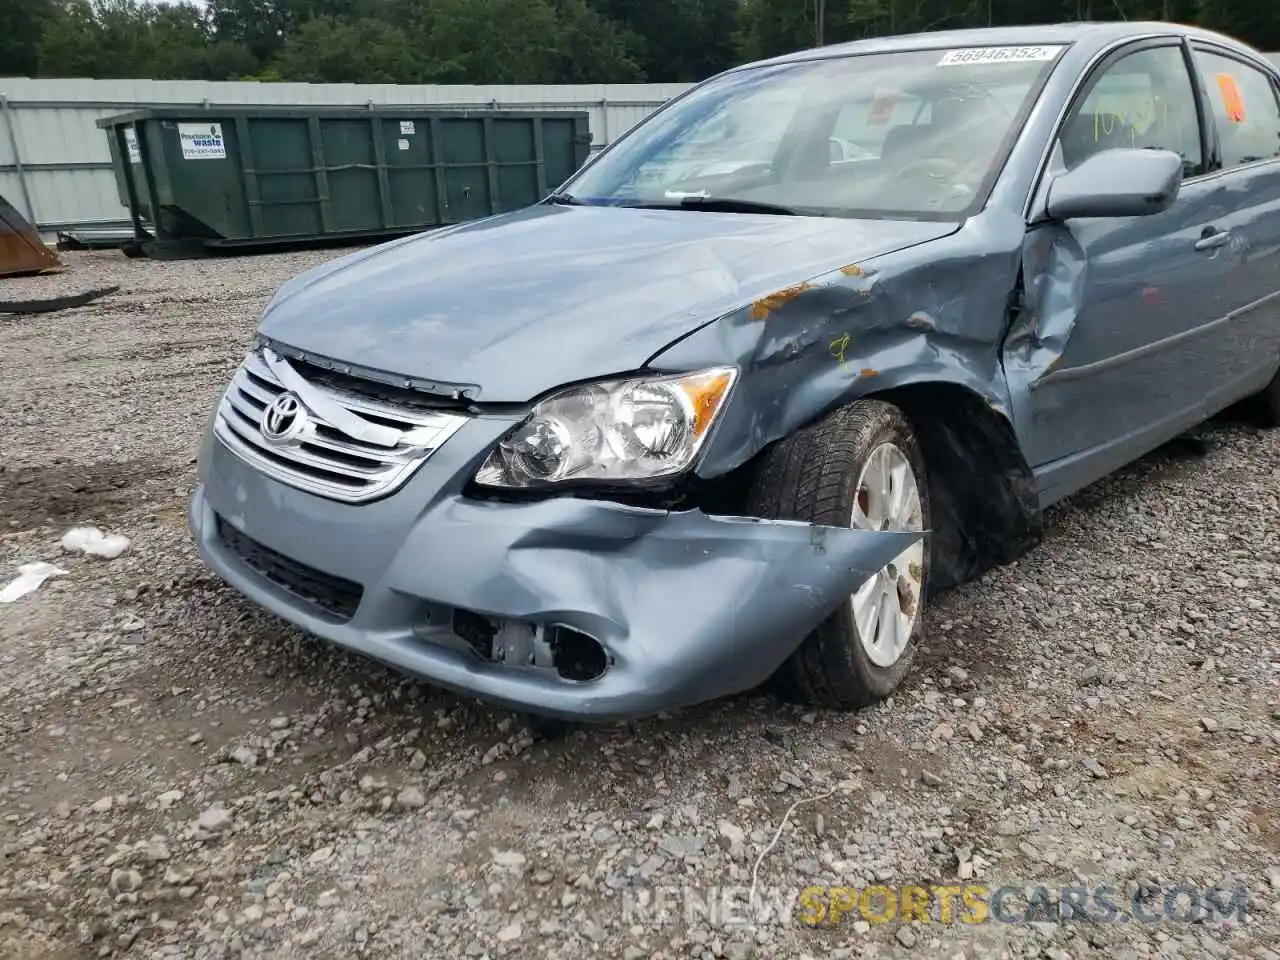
97;105;593;258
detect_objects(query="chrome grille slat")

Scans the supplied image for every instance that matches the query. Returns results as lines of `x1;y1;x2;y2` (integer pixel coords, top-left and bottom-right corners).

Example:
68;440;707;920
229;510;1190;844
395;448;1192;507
232;377;425;458
299;430;409;466
213;349;468;504
243;351;438;429
218;403;370;483
220;405;387;477
223;389;413;465
235;375;282;409
224;386;268;421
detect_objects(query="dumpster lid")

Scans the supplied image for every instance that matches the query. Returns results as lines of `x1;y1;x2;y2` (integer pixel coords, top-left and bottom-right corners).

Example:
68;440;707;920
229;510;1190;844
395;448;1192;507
96;104;591;128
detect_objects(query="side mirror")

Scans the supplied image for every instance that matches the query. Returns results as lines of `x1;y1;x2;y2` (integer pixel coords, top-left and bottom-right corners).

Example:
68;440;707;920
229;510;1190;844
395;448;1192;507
1045;148;1183;220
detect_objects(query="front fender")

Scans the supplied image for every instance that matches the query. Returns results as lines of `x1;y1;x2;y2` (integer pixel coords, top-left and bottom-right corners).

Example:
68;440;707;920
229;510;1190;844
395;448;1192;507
649;219;1027;478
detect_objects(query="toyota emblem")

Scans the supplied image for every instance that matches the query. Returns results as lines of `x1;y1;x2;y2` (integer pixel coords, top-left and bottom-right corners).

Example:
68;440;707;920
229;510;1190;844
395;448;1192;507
260;392;307;444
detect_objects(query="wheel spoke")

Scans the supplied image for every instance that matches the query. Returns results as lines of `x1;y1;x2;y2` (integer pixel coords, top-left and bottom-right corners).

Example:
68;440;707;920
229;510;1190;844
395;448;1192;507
848;440;926;669
853;573;879;612
862;449;889;527
856;578;882;640
877;586;897;653
885;584;907;660
887;461;912;525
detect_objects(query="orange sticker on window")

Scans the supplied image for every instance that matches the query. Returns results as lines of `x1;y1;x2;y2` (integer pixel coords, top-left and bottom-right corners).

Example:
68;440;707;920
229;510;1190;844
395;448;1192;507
1214;72;1246;123
868;89;899;126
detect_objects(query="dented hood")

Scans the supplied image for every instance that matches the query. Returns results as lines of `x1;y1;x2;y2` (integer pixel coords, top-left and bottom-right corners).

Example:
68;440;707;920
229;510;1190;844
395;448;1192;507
258;204;958;402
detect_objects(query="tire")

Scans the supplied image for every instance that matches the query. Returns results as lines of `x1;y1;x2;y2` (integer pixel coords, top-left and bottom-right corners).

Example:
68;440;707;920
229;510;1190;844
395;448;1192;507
744;399;931;710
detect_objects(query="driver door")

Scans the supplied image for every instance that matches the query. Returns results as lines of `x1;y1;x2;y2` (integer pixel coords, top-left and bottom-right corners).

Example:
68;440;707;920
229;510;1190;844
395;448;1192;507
1011;39;1234;505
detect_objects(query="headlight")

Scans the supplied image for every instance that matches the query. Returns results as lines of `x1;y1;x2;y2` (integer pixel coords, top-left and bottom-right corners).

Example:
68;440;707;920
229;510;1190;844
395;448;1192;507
474;367;737;488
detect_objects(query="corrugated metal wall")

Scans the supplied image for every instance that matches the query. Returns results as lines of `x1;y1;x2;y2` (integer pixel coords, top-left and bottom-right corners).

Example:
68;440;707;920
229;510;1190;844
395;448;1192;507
0;77;693;236
4;57;1280;236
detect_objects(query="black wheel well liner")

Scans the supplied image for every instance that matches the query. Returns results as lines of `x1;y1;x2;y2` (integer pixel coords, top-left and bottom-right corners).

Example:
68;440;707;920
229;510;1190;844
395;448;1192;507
875;381;1042;592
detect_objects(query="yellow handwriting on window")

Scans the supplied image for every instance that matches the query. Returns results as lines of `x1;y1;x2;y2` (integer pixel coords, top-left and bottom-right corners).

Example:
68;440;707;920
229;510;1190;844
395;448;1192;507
1092;94;1170;142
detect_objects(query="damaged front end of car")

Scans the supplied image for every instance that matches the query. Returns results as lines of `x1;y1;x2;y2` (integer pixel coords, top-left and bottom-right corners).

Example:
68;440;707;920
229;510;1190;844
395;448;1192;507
188;341;925;722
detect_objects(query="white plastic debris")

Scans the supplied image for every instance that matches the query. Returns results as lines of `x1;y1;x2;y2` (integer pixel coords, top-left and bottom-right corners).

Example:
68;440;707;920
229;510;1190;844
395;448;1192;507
60;525;131;560
0;562;69;603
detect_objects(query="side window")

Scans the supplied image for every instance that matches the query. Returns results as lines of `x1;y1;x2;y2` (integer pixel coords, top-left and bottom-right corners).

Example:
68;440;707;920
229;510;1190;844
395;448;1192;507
1057;45;1203;177
1193;49;1280;169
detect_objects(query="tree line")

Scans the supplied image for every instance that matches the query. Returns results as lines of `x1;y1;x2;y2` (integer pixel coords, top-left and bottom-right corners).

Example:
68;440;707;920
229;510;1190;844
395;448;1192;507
2;0;1278;85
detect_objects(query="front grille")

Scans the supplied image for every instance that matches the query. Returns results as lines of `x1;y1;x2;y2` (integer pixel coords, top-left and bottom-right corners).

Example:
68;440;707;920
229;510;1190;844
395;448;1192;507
288;356;472;414
216;515;363;621
213;348;467;504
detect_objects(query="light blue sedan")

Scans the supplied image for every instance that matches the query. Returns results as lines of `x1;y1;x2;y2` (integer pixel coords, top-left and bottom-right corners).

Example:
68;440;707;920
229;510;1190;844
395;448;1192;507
190;21;1280;725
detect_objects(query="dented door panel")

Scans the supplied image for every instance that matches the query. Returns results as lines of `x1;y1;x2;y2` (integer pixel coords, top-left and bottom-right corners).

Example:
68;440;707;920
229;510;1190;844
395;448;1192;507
1007;178;1231;495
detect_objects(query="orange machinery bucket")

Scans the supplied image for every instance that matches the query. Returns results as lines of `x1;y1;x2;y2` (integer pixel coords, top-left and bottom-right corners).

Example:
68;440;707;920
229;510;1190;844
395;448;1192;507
0;191;61;278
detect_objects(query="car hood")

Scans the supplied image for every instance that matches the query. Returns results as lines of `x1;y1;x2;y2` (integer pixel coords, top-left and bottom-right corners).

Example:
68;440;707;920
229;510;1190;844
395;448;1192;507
258;204;958;403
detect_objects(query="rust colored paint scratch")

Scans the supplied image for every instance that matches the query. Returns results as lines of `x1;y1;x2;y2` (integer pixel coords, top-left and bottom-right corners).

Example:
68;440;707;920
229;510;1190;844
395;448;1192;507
859;368;879;378
750;282;811;321
839;263;865;277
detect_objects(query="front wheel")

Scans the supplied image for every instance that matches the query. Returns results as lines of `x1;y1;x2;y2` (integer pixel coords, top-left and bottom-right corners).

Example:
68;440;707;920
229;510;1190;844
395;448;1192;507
745;399;931;709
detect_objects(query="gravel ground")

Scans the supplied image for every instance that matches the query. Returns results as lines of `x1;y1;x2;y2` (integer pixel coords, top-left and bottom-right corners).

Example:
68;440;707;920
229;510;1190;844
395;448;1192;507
1;250;1278;960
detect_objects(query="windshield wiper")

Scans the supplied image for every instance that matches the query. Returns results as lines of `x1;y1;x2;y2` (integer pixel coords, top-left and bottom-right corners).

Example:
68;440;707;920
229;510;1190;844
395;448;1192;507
629;196;798;216
544;192;582;205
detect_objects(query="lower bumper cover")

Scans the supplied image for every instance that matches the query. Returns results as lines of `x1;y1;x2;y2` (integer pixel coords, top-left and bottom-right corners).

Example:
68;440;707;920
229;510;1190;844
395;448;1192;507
189;434;920;721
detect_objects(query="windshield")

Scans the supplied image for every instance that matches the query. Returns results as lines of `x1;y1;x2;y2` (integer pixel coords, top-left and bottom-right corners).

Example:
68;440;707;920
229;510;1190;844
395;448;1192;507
562;45;1068;219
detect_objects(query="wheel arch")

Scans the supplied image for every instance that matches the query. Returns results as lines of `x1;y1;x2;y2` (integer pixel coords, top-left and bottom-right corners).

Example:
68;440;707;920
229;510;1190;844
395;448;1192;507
707;372;1042;593
864;378;1042;592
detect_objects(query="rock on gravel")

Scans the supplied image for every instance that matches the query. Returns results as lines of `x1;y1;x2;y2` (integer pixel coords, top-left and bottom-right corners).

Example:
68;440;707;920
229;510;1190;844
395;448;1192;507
196;803;233;833
394;786;426;810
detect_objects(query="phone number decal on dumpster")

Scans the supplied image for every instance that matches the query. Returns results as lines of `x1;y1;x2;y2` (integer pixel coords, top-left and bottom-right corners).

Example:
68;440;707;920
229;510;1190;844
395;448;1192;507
178;122;226;160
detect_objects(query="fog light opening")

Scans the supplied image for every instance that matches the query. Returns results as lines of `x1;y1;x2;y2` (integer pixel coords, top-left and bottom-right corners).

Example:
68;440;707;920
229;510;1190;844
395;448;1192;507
447;610;609;682
451;609;495;659
549;625;609;682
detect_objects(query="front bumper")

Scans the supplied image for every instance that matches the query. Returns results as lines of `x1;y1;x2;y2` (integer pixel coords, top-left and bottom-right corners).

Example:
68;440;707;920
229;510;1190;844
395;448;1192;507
189;417;919;722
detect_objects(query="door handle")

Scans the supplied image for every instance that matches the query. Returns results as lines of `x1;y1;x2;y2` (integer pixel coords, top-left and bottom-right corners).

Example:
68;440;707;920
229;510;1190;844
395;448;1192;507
1195;229;1230;251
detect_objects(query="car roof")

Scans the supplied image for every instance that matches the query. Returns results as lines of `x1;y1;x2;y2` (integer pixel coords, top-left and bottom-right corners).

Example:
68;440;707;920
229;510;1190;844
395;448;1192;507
742;21;1262;69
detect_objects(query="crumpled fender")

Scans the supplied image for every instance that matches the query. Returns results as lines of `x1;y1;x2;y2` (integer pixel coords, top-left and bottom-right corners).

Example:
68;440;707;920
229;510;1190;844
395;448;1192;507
648;217;1027;478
